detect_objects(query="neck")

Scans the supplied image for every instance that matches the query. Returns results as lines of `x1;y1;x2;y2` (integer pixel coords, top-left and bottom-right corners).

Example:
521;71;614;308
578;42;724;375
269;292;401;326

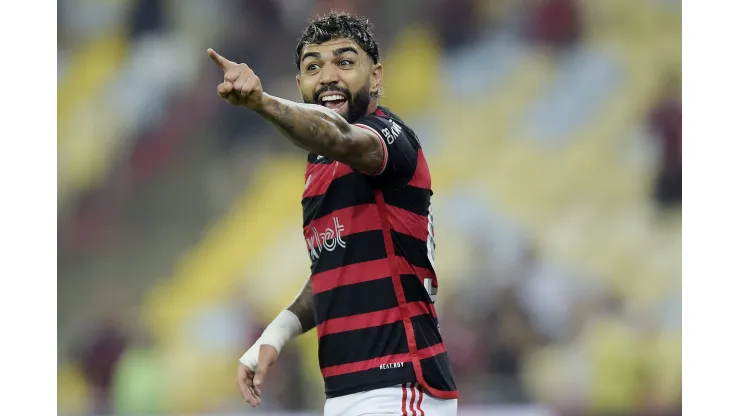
366;100;379;116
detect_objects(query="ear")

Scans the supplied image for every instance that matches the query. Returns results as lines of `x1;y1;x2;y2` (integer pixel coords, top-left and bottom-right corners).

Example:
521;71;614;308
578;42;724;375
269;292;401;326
296;74;302;90
370;63;383;97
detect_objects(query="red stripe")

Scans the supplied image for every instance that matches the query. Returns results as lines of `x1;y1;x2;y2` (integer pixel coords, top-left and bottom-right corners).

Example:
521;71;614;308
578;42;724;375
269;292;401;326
417;383;425;416
396;257;435;280
304;204;380;248
303;203;428;249
310;255;435;295
355;123;388;175
396;255;439;320
386;205;429;242
409;384;417;416
407;150;431;189
374;190;416;347
319;343;446;378
374;108;387;117
311;258;390;294
417;342;446;360
303;162;353;198
316;301;432;338
401;383;408;416
320;352;409;378
374;190;459;400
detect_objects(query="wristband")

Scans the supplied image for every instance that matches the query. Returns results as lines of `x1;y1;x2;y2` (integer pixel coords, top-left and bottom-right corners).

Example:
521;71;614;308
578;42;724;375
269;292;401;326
239;309;302;370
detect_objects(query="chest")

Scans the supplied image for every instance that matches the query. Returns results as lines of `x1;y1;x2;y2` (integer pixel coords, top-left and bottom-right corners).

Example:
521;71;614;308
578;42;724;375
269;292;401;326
303;160;347;199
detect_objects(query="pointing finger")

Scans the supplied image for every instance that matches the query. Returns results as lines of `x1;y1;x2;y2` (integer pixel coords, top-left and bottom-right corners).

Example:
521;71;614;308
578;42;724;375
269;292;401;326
207;48;236;71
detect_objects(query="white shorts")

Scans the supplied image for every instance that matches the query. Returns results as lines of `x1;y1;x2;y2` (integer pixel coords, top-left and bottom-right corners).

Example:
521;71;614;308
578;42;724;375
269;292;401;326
324;382;458;416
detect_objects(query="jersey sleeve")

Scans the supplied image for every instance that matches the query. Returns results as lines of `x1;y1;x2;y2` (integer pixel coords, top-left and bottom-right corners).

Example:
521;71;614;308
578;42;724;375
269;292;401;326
353;114;418;188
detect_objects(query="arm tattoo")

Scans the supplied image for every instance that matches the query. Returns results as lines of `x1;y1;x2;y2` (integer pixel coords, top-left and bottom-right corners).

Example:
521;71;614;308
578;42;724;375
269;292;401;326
286;277;316;333
274;101;295;132
257;94;355;159
257;94;383;172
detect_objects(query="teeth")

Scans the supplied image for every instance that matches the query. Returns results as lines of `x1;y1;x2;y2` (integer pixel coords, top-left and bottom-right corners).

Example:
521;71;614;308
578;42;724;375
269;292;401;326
322;95;345;102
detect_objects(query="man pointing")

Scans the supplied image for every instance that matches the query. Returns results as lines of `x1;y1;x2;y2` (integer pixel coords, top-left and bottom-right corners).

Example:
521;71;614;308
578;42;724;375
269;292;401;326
209;12;458;416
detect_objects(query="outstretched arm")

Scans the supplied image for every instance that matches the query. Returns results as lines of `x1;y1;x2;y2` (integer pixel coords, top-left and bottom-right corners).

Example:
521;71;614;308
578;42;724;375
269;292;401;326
207;48;384;174
257;94;383;174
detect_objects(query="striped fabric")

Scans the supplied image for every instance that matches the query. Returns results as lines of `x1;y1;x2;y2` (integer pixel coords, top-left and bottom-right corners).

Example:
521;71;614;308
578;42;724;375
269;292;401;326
301;107;458;399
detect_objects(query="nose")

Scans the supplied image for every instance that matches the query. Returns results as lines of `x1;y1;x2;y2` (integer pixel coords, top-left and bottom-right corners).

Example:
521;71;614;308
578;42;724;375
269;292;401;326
319;65;340;85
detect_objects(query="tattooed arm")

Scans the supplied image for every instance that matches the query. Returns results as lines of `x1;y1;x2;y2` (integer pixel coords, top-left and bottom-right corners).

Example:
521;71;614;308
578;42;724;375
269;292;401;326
256;94;385;174
206;50;384;173
285;274;316;333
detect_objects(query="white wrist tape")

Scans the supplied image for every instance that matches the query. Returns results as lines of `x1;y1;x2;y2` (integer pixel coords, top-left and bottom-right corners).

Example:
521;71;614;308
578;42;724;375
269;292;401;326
239;309;303;371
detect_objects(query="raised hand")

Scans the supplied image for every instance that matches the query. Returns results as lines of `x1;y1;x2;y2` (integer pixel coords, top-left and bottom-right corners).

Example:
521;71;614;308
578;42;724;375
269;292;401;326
208;48;264;110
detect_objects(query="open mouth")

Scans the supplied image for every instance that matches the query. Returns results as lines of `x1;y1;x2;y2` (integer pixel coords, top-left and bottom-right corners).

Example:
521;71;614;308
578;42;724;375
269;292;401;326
320;93;348;113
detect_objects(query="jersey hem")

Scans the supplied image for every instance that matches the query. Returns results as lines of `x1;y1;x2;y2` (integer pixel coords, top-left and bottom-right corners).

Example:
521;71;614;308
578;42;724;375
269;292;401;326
324;375;416;399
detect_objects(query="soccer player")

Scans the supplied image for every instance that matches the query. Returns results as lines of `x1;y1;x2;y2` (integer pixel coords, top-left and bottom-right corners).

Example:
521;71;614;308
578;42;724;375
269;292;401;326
208;12;458;416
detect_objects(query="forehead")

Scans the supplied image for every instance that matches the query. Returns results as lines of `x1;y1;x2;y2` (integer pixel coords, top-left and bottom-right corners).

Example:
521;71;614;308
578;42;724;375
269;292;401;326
302;38;366;59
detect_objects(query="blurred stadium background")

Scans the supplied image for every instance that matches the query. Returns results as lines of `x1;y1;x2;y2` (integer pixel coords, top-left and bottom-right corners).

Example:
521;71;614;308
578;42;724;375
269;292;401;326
57;0;681;415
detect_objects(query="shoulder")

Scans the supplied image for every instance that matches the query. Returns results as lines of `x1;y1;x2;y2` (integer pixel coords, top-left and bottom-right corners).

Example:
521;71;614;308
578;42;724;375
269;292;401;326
354;107;421;149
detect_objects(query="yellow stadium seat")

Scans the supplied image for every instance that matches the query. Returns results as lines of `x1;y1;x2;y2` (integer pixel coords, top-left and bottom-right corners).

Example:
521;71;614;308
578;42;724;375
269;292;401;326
57;363;90;416
642;330;682;409
58;30;129;125
381;26;442;118
58;30;130;205
582;317;642;414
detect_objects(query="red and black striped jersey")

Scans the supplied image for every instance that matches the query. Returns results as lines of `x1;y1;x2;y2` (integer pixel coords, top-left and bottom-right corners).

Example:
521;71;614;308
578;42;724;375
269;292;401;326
302;107;458;399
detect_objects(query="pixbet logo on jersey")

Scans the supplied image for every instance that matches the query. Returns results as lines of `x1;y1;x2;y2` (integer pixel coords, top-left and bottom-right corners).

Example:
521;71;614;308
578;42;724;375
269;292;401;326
306;217;346;261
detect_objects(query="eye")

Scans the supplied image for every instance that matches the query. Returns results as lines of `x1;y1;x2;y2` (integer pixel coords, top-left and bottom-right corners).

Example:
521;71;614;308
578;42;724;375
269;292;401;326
339;59;353;67
306;63;319;72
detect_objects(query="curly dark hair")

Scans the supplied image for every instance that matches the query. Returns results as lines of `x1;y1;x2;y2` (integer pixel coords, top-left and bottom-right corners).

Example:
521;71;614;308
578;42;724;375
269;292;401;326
294;12;380;70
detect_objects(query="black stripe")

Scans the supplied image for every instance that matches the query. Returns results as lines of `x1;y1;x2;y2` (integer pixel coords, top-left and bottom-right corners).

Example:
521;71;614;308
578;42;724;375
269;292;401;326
420;352;458;392
324;365;415;398
401;274;435;304
319;321;408;368
358;109;422;149
302;173;374;227
314;277;397;324
311;230;387;274
391;231;433;269
411;314;443;350
383;186;431;217
353;115;388;137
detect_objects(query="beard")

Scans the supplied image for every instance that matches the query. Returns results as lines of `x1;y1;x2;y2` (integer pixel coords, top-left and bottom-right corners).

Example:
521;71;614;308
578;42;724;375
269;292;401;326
303;82;372;124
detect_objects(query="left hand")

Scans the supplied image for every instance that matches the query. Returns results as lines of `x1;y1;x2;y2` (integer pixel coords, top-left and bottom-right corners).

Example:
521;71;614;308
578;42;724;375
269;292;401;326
237;344;279;408
208;48;264;110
